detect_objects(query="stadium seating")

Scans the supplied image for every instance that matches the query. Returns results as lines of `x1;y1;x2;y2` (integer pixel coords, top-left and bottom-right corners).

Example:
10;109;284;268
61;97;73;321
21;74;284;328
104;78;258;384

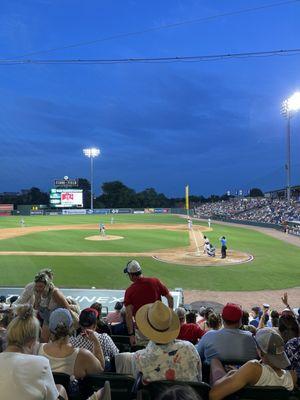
78;372;135;400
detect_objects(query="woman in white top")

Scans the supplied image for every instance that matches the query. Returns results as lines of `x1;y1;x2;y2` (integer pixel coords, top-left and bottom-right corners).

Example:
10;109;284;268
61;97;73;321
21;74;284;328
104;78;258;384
209;328;297;400
0;304;66;400
16;269;70;342
39;308;104;379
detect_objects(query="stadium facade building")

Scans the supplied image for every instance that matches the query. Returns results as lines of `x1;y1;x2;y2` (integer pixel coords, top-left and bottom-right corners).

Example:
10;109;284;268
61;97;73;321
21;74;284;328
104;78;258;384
265;185;300;200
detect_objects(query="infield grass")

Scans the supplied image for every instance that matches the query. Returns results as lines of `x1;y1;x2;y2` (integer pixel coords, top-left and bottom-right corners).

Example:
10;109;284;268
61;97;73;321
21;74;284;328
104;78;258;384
0;214;299;291
0;229;189;252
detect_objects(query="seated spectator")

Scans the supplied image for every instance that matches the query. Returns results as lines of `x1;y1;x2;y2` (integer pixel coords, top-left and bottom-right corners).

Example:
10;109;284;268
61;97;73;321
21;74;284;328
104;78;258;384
285;335;300;379
176;308;204;345
90;302;111;335
269;310;280;329
278;314;299;343
240;311;256;334
209;328;297;400
196;303;257;364
110;308;129;336
186;311;198;324
9;295;19;306
249;306;262;328
106;301;123;324
70;308;119;364
206;312;222;331
0;304;66;400
0;295;8;311
199;307;214;332
0;312;10;352
133;301;202;383
38;308;104;378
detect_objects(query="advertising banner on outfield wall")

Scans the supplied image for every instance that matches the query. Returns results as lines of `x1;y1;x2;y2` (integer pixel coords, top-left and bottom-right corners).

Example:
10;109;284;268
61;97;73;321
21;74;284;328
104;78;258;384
133;210;145;214
110;208;132;214
144;208;154;213
90;209;111;214
30;211;44;215
154;208;170;213
62;209;87;215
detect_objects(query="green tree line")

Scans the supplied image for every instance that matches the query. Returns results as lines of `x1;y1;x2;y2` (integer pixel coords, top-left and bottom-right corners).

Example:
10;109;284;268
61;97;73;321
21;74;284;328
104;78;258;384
0;181;264;208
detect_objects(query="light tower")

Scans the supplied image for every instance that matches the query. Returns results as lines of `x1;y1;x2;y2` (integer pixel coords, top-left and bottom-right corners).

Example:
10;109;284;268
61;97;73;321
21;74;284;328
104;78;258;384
281;92;300;201
83;148;100;211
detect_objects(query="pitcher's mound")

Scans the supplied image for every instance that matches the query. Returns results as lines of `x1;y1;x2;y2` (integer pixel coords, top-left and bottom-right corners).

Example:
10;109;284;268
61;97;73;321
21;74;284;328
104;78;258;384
85;235;124;241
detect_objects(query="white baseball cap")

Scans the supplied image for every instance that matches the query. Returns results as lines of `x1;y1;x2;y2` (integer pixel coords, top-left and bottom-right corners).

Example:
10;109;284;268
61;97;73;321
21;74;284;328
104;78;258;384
123;260;142;274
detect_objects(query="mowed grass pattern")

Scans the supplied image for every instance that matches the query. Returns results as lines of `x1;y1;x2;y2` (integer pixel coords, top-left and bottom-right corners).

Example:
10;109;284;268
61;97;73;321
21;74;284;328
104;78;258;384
0;229;189;252
0;214;299;290
0;213;193;228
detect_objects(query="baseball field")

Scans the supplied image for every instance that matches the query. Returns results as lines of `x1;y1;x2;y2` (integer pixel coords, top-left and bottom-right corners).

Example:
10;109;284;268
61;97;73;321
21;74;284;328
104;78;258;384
0;213;299;292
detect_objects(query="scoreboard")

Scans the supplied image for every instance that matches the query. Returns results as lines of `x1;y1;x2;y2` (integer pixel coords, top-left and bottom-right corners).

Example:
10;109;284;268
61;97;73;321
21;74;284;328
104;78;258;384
50;189;83;208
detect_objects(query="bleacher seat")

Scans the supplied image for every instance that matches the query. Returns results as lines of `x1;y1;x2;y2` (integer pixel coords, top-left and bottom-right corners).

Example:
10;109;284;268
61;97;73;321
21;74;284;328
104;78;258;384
111;335;131;353
111;334;145;353
52;372;70;392
78;372;135;400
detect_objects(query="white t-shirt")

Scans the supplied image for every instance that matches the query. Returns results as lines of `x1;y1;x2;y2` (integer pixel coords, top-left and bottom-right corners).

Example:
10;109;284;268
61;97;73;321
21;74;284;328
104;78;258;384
0;352;58;400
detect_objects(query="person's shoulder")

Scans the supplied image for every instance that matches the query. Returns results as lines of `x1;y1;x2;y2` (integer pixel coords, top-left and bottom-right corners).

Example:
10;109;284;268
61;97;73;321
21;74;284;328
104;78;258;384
22;353;52;372
78;347;95;359
176;339;197;348
236;328;253;336
240;359;262;379
98;332;111;341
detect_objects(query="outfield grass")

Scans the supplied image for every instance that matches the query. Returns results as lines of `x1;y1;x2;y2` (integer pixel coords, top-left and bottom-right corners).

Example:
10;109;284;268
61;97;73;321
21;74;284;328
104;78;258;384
0;214;299;291
0;213;195;228
0;229;189;252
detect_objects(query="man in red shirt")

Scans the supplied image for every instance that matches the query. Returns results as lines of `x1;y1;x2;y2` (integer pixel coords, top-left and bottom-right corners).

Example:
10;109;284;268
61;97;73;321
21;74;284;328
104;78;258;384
124;260;174;346
176;308;205;345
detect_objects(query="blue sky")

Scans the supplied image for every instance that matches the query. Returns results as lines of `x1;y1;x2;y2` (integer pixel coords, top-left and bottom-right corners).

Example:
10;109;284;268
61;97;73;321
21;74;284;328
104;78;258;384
0;0;299;196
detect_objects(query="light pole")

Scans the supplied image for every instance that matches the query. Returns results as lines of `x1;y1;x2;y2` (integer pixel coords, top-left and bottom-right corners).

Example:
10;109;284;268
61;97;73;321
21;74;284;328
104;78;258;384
83;148;100;211
281;92;300;201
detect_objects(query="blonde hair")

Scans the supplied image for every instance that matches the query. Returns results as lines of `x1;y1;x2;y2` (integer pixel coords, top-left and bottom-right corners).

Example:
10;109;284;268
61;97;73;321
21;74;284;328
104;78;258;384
34;272;54;292
7;304;40;347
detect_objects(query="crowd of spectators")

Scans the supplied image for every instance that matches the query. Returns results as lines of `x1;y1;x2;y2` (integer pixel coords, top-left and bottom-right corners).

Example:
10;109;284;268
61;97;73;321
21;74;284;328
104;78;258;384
194;198;300;227
0;263;299;400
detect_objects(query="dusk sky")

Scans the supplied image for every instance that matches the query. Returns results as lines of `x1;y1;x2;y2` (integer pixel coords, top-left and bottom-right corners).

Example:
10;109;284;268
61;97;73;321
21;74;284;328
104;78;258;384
0;0;299;197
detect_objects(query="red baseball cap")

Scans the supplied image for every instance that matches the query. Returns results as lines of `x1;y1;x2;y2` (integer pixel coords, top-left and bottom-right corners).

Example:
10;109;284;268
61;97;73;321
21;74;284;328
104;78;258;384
222;303;243;322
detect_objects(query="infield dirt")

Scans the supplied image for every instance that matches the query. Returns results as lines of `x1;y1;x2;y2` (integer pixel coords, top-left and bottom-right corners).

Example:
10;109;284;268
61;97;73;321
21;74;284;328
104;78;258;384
0;222;298;309
0;223;251;266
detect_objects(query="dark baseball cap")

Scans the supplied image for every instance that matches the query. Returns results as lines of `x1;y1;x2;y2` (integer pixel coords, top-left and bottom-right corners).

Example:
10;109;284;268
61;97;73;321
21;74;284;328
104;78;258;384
79;308;99;327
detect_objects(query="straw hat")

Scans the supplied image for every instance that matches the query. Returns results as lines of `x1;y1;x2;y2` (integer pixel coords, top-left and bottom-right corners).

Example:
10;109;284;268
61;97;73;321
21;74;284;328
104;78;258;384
135;301;180;344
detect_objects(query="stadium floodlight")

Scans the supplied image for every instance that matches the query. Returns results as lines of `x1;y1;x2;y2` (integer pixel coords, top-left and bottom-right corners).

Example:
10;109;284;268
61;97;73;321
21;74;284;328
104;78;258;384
282;92;300;202
83;147;100;212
